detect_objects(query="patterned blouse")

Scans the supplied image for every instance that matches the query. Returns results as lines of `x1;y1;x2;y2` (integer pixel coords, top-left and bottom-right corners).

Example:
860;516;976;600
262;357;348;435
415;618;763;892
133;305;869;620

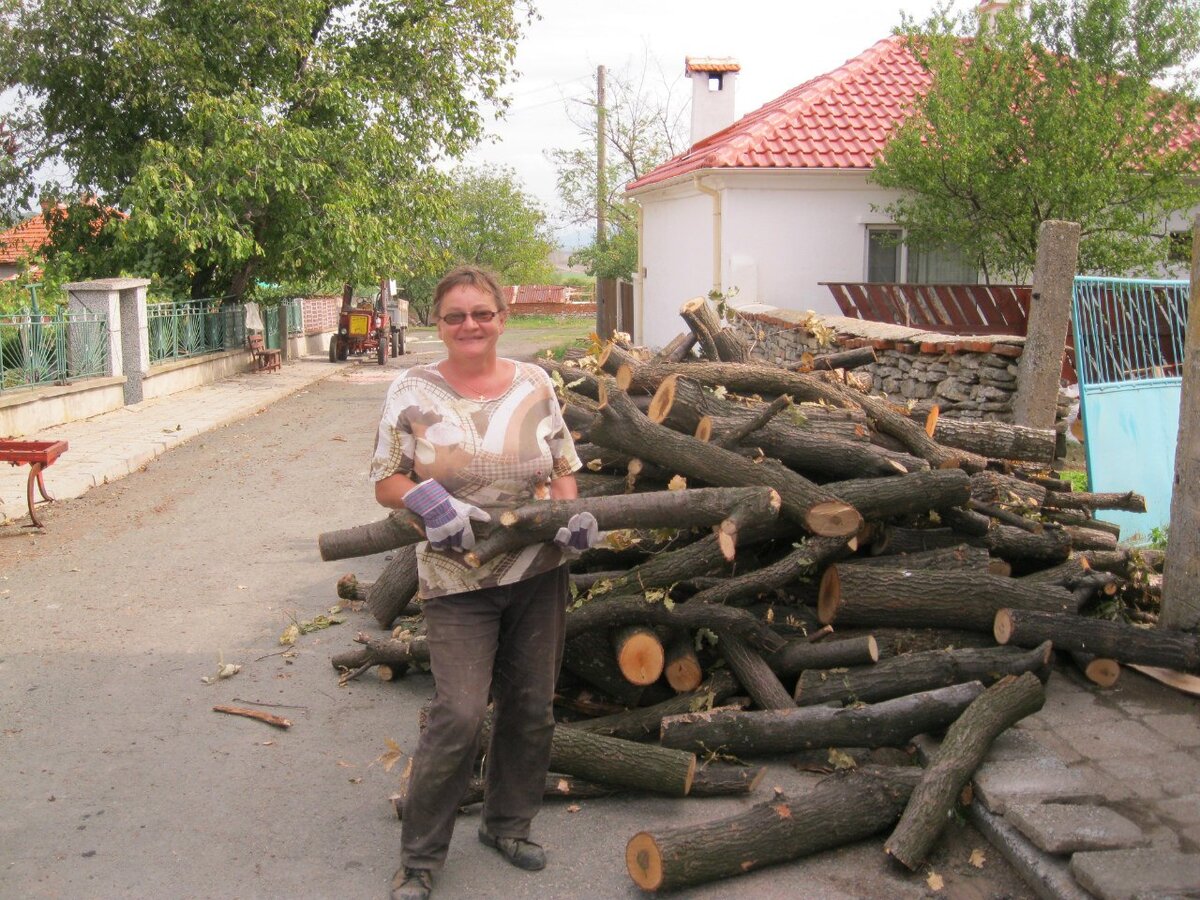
370;360;582;599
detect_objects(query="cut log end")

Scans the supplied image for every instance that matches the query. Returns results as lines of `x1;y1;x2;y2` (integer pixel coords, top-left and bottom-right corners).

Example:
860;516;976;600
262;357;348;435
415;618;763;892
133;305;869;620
615;628;666;686
1076;654;1120;688
613;368;631;394
925;405;940;439
716;525;737;562
866;635;880;663
647;374;679;424
626;832;665;891
817;567;842;625
993;608;1015;645
805;501;863;538
666;656;704;693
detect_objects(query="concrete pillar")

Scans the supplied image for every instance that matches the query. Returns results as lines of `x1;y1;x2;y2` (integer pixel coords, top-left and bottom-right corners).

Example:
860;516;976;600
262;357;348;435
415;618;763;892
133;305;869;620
64;278;151;404
1011;221;1081;429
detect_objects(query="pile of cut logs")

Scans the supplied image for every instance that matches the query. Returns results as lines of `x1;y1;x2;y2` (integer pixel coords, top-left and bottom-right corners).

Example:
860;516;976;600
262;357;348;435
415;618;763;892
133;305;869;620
319;298;1196;892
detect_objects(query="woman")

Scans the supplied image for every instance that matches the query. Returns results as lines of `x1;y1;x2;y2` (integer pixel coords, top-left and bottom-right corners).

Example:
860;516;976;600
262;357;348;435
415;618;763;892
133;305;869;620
370;266;597;900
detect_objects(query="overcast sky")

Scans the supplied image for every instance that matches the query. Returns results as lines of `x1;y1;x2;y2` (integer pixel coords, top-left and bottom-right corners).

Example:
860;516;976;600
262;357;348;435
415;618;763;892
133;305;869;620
462;0;957;245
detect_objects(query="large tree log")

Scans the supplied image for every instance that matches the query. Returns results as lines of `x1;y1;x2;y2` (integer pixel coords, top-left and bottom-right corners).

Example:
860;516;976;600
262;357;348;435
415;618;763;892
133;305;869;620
868;525;962;556
319;510;427;561
1042;490;1148;513
841;544;1000;572
794;642;1053;706
798;345;878;372
651;375;912;480
588;384;861;536
885;672;1046;869
612;625;665;686
563;629;645;706
679;296;750;362
994;608;1200;673
467;486;781;567
818;565;1078;632
549;724;697;796
823;469;971;521
969;470;1047;507
625;768;919;892
566;596;784;653
620;360;986;472
366;545;419;628
658;681;986;756
717;631;795;710
973;522;1073;566
923;414;1058;464
766;635;879;680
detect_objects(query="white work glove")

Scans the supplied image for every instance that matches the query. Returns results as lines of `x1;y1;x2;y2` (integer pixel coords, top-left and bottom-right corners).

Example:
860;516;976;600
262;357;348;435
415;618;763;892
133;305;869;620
403;480;490;552
554;511;600;553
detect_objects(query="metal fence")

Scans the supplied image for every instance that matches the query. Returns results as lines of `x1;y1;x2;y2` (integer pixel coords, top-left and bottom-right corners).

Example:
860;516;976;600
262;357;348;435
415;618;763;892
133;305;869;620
147;299;246;364
0;308;109;393
1071;276;1188;386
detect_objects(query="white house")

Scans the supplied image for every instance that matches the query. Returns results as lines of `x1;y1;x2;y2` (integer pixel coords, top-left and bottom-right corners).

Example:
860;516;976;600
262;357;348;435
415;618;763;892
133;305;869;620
627;34;1199;350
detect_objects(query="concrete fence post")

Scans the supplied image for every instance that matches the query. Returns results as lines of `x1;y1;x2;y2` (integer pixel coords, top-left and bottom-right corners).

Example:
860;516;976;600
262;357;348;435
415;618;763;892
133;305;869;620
1011;220;1081;430
65;277;151;404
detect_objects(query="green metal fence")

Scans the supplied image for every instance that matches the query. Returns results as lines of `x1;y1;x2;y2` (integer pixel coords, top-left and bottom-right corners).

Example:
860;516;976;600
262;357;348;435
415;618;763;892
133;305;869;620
0;309;109;393
147;298;246;364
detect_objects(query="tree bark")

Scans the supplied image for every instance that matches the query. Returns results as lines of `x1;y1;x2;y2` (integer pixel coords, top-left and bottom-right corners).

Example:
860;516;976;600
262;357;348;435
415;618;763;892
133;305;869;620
658;681;985;756
819;565;1078;632
823;469;971;521
766;635;879;680
588;384;861;536
686;536;853;606
366;545;419;628
625;768;919;892
884;673;1046;869
549;725;696;796
798;346;878;372
840;544;998;572
793;642;1053;707
566;597;784;654
717;631;795;710
563;629;645;706
1042;490;1148;513
923;416;1057;464
994;608;1200;673
567;671;740;741
330;631;429;683
679;296;750;362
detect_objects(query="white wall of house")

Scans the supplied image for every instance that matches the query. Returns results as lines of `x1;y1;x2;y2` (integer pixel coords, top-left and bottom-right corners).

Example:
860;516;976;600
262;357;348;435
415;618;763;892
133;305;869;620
633;170;905;349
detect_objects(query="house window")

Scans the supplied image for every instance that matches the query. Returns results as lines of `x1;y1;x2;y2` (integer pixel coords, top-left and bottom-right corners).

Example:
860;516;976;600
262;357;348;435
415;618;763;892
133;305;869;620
865;226;977;284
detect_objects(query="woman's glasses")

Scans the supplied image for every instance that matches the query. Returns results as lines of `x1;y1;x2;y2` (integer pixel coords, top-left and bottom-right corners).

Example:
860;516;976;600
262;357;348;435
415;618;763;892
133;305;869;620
439;310;499;325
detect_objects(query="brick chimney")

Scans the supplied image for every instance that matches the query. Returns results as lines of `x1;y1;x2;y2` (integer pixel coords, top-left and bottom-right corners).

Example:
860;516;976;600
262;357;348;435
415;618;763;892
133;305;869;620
685;57;739;145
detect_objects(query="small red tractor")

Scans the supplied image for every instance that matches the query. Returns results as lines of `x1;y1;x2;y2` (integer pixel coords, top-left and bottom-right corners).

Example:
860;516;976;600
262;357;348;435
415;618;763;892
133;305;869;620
328;282;406;364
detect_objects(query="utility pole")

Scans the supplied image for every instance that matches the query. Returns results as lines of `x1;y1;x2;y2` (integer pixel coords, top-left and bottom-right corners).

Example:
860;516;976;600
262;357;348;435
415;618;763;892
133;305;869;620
596;64;607;248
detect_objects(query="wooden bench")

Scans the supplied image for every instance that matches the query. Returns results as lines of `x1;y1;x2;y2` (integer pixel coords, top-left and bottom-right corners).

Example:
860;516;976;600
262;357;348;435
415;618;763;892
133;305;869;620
1;439;68;528
248;333;282;372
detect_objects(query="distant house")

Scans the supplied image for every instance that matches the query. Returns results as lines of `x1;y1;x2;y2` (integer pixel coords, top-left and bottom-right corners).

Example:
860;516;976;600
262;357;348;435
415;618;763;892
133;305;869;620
0;213;51;282
626;33;1200;349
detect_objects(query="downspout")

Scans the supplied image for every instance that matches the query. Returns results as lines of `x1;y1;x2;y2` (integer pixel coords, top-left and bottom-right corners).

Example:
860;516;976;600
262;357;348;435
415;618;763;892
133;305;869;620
635;201;645;343
693;174;722;297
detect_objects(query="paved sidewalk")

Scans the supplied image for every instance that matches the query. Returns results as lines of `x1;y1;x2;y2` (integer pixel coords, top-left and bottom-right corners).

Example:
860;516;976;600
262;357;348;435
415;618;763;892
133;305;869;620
0;355;343;526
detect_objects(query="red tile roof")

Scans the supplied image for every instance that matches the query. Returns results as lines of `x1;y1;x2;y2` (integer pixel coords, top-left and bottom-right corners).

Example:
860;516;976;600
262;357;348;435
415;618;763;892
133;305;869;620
629;36;931;191
0;212;52;265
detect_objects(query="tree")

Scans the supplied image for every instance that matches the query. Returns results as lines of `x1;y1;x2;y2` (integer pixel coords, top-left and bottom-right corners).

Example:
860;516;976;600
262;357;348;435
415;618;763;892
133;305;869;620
393;164;556;323
549;54;688;280
1;0;531;298
871;0;1200;281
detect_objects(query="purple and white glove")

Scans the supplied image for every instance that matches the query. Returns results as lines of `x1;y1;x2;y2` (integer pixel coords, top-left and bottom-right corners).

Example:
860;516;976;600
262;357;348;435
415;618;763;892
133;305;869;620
554;511;600;553
403;480;490;552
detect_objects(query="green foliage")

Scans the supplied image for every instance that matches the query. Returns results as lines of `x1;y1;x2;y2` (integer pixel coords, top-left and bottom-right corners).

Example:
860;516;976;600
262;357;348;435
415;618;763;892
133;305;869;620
1;0;531;299
1148;525;1170;549
1061;469;1089;492
872;0;1200;281
549;54;688;280
391;164;556;323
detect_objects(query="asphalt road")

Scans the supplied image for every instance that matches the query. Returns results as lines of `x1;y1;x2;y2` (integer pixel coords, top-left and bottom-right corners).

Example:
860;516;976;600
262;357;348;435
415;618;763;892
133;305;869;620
0;328;1034;899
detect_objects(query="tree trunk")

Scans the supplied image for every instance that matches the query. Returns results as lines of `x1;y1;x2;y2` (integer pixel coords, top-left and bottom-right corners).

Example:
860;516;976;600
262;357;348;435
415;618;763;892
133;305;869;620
766;635;879;680
923;415;1057;464
794;642;1052;707
818;565;1078;632
973;522;1073;566
686;536;853;606
566;597;784;654
658;681;985;756
612;625;665;686
841;544;998;572
798;345;878;372
626;768;919;892
656;331;698;363
318;510;426;561
549;725;696;796
366;545;419;628
884;672;1046;869
823;469;971;521
994;608;1200;673
679;296;749;362
588;385;861;537
717;631;795;710
563;629;645;706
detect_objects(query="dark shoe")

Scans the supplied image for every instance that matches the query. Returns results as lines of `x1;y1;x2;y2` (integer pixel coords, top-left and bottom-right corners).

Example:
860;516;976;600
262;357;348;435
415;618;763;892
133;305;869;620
478;830;546;871
390;866;432;900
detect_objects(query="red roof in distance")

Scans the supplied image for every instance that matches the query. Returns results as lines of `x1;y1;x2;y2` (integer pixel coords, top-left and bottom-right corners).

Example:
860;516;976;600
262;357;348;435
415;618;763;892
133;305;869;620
630;36;931;191
0;213;52;265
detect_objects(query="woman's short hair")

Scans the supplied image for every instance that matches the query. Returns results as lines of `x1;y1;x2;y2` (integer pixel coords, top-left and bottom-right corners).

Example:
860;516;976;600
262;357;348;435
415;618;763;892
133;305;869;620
432;266;507;316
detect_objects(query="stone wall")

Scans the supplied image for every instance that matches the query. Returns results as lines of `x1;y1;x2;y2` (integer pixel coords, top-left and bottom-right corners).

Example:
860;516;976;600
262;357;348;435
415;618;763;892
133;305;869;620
731;306;1035;422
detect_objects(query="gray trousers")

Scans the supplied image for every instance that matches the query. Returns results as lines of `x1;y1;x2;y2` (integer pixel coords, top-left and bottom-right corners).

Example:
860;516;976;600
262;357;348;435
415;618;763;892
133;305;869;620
400;564;568;871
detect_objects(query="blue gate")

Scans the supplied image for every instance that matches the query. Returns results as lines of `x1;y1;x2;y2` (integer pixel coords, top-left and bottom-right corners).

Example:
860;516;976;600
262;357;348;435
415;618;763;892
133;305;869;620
1071;276;1188;542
